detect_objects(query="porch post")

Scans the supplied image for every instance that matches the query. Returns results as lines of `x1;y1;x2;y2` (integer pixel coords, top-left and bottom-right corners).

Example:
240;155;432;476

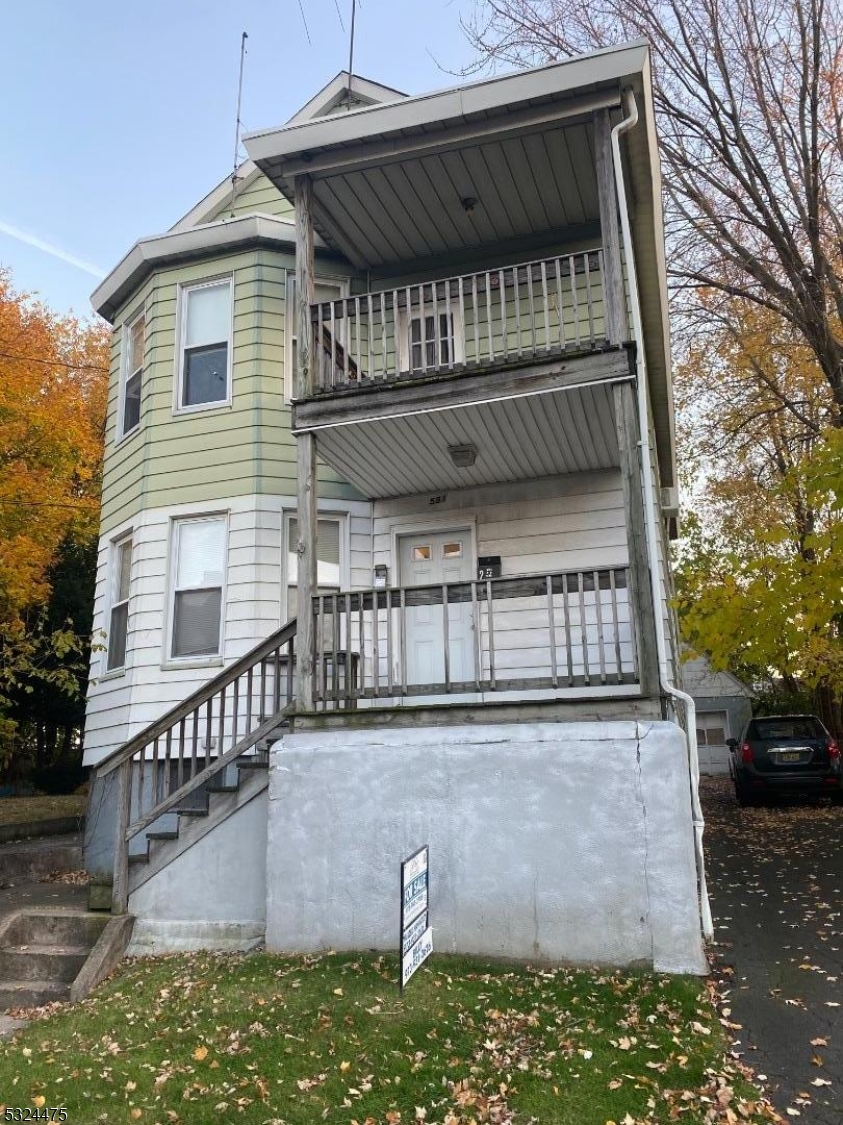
594;108;627;347
295;173;317;712
613;378;660;698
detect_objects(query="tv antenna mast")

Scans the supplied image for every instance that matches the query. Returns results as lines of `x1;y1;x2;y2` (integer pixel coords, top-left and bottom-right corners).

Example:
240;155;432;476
347;0;356;108
229;31;249;218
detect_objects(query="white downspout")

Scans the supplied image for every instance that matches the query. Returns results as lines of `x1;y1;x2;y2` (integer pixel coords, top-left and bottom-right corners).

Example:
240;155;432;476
610;87;714;939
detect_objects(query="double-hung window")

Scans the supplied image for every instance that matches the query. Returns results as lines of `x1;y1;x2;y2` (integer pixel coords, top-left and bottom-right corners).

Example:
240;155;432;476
170;517;226;659
120;313;144;438
177;279;232;410
106;536;133;672
285;516;342;620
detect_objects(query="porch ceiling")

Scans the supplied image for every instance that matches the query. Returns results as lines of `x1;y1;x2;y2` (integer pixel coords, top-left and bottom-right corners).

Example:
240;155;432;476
313;380;620;499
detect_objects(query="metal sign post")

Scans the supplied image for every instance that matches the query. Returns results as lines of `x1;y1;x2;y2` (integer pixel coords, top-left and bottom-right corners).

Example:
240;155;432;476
399;845;432;990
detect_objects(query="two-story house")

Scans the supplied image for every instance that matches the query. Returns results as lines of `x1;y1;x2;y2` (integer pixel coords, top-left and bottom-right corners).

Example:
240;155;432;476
84;42;710;973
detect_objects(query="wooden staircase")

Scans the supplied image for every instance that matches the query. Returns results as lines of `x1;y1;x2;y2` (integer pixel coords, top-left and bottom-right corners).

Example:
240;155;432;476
94;618;298;912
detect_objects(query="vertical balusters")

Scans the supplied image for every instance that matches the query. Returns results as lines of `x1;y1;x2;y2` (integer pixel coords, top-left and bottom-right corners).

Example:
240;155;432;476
609;569;623;682
555;257;564;348
457;276;466;367
562;573;574;685
367;293;375;379
471;274;480;365
546;575;558;688
345;592;353;704
330;298;337;385
177;717;186;790
380;291;388;380
217;684;226;760
584;252;595;342
316;302;324;389
540;260;551;351
485;269;494;363
372;589;380;696
404;286;412;373
569;255;580;348
527;261;537;355
138;744;146;820
418;284;427;374
471;580;481;691
205;697;213;758
286;635;295;705
399;587;407;696
317;595;325;705
245;668;253;736
191;708;199;777
164;728;173;802
354;296;362;379
273;645;281;712
593;571;607;684
445;279;453;369
259;659;267;722
498;268;507;359
386;589;394;697
514;265;522;356
577;571;590;685
442;584;451;691
358;589;365;695
486;579;496;690
232;674;240;750
331;593;339;703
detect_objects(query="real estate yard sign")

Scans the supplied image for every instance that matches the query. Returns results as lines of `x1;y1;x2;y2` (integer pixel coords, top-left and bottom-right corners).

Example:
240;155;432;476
400;845;432;990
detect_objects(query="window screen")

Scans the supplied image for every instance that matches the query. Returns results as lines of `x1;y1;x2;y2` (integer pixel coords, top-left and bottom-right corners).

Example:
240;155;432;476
286;517;341;617
171;518;225;657
106;537;133;671
122;315;144;435
181;282;231;407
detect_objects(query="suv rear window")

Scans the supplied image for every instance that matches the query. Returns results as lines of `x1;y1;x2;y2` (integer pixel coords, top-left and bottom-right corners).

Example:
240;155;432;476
748;717;825;741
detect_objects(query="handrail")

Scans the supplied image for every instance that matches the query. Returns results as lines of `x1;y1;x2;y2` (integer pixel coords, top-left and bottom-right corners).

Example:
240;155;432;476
97;617;297;779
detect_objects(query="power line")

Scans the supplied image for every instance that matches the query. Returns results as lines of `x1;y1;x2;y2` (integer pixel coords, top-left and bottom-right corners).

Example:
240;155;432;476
296;0;312;45
0;349;108;372
0;497;98;511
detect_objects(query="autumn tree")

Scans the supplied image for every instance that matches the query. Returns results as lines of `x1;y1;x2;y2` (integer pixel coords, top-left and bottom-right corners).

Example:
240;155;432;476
464;0;843;421
0;268;109;778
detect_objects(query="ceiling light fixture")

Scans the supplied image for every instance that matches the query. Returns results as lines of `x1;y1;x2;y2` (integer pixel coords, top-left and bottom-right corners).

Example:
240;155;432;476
448;444;478;468
460;196;478;214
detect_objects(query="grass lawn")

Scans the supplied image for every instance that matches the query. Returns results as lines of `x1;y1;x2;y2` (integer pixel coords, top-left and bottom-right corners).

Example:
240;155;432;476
0;951;777;1124
0;794;86;827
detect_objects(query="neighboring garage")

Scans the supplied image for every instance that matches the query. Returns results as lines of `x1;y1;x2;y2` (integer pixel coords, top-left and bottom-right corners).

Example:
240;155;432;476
682;653;753;774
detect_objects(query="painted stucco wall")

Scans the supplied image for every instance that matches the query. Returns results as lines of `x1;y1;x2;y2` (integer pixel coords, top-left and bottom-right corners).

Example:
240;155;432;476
127;789;267;954
265;720;707;974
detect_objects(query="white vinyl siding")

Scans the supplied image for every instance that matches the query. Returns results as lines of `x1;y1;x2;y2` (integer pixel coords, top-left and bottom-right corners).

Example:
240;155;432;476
106;535;133;672
170;517;227;659
285;515;343;619
176;279;233;411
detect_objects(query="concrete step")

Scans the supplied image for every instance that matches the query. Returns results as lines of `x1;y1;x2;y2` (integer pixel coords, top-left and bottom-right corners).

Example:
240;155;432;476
3;911;109;948
0;944;89;983
0;979;69;1009
0;835;83;884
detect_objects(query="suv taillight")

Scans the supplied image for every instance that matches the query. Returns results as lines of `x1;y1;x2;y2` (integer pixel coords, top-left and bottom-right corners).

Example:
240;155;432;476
741;742;753;763
829;738;840;760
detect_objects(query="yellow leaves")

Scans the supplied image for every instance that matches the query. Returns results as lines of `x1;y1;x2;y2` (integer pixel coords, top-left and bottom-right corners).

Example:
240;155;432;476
192;1045;208;1061
32;1097;45;1108
333;987;344;996
130;1111;142;1121
340;1060;351;1072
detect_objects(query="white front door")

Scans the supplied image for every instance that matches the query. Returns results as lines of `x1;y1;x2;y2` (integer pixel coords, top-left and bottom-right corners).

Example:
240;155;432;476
398;530;475;688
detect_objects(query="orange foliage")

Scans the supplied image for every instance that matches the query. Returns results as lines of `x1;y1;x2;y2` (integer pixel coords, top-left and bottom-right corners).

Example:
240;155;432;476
0;268;109;620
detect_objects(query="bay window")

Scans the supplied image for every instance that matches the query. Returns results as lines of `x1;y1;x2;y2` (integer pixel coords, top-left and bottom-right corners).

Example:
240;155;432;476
170;517;227;659
177;279;232;410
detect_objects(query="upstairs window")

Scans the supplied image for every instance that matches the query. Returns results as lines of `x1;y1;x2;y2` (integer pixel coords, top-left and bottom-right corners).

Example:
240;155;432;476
106;535;133;671
119;313;144;438
178;279;232;410
170;517;226;659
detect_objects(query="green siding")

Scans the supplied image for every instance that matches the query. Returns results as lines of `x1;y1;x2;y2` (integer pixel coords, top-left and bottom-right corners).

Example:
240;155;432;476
100;247;361;535
207;172;294;223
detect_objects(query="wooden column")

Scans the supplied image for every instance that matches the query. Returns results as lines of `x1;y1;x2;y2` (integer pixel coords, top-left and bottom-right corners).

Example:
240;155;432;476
594;108;627;346
111;760;131;914
295;174;318;712
613;379;660;698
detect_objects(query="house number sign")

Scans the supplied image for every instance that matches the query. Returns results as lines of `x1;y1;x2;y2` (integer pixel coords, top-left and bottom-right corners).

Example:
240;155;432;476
477;555;502;581
400;845;432;990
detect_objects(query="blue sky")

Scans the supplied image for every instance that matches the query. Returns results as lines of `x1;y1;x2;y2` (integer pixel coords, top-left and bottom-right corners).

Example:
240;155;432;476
0;0;477;320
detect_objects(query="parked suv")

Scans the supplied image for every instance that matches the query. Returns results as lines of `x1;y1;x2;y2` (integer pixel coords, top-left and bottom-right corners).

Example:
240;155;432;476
729;715;841;805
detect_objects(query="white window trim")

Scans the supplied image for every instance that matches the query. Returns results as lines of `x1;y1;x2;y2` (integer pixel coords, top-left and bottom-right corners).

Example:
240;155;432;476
397;299;465;373
116;307;145;444
284;272;350;403
103;531;133;676
282;510;350;622
164;512;229;666
173;276;234;416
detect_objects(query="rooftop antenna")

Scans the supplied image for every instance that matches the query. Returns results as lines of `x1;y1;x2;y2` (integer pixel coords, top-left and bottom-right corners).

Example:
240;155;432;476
229;31;249;218
347;0;356;109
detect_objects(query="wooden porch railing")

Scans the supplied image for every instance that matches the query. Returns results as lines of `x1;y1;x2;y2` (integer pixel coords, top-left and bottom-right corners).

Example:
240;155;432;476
96;618;297;913
311;567;638;706
310;250;607;393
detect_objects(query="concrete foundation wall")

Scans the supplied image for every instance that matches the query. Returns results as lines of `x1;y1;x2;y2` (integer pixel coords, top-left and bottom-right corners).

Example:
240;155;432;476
266;721;706;974
126;790;267;954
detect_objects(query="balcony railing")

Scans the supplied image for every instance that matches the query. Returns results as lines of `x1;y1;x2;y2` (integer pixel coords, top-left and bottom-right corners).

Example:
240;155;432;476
310;250;607;393
310;566;637;707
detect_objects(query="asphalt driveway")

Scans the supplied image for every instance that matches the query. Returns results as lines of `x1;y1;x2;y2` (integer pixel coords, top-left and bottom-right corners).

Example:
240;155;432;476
702;778;843;1123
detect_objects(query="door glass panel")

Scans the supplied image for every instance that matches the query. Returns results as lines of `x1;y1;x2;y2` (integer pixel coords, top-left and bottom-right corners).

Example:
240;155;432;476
443;542;463;559
412;545;431;561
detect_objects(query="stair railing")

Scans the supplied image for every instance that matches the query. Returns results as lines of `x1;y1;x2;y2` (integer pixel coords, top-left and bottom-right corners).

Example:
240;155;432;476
95;618;297;913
